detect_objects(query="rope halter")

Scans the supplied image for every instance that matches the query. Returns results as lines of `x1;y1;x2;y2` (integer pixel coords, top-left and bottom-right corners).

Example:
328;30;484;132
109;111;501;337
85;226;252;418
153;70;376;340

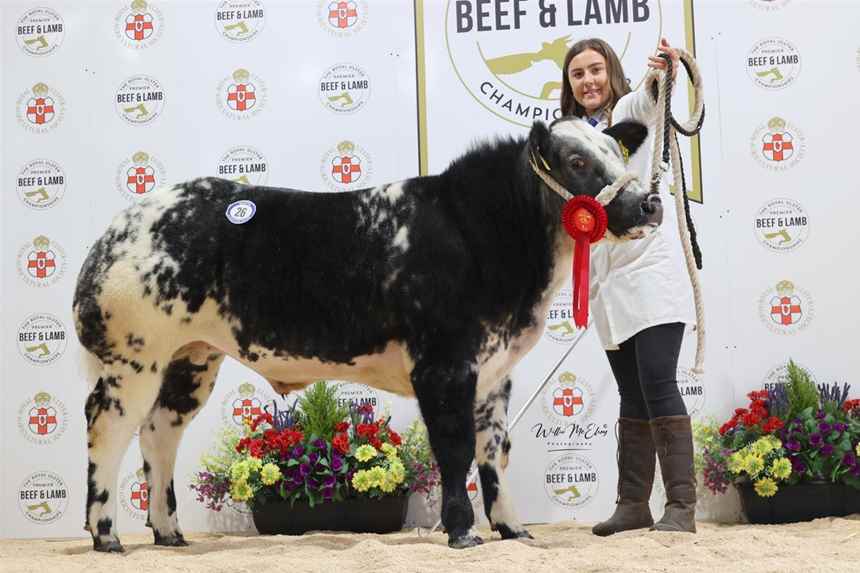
527;145;641;329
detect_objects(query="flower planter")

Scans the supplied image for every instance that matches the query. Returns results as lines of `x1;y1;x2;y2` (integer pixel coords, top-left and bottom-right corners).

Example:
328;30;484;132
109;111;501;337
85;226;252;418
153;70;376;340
252;494;409;535
736;481;860;524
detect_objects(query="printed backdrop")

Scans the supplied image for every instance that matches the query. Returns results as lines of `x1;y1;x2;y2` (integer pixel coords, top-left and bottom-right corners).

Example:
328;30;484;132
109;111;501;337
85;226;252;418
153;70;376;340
2;0;858;539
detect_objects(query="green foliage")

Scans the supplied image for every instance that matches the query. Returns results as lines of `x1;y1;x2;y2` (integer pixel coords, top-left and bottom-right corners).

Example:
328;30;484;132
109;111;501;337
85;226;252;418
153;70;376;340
297;381;349;441
785;359;820;419
692;418;721;474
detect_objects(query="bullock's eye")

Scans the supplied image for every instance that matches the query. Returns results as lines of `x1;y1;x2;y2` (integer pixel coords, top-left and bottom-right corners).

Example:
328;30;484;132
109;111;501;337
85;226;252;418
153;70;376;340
570;155;586;170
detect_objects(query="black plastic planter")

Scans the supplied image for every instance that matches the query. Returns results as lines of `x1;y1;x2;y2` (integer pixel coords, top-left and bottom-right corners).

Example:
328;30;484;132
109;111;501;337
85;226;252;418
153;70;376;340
736;481;860;524
252;494;409;535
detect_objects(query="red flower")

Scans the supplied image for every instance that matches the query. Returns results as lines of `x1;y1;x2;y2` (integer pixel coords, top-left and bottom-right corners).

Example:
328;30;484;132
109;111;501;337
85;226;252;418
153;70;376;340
843;399;860;413
751;402;769;419
335;422;349;433
250;413;273;432
357;423;378;438
247;439;266;458
741;412;761;427
332;433;350;454
388;430;402;446
762;416;784;433
236;437;251;453
734;408;748;417
719;419;737;435
747;390;769;402
370;437;383;450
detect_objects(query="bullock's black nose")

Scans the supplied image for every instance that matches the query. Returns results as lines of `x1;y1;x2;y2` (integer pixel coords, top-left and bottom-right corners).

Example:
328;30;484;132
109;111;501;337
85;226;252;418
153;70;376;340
641;193;662;215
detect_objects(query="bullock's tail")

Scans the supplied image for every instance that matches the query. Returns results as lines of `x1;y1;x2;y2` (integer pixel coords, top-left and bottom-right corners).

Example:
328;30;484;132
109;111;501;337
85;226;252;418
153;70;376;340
78;347;103;392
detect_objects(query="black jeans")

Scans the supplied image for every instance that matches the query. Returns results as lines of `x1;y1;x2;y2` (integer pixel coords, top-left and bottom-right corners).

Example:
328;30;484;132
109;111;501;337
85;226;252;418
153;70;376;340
605;322;687;420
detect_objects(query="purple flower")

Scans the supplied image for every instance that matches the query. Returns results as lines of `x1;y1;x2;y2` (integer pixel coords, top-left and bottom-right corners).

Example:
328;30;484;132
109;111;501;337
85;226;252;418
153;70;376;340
307;477;319;490
332;454;343;472
815;410;826;420
791;457;807;473
786;440;802;452
313;438;326;450
292;445;304;458
820;443;834;457
810;433;823;446
853;465;860;478
323;475;336;488
322;486;334;500
299;463;311;477
843;452;857;467
309;452;319;466
818;422;833;435
835;423;848;433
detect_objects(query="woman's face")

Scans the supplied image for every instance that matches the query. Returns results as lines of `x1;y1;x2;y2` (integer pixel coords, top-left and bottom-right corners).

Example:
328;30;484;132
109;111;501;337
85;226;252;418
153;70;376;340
567;48;611;116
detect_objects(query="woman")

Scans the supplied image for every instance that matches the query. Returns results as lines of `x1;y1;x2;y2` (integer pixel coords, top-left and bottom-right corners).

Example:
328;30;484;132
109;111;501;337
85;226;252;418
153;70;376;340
560;38;697;535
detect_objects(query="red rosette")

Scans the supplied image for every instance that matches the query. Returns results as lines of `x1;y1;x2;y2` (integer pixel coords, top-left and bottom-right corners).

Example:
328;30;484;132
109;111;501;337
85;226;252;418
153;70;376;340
560;196;608;328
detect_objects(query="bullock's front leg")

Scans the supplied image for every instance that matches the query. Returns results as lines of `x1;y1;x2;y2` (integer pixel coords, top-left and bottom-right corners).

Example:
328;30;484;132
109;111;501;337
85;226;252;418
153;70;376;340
474;377;532;540
412;357;481;549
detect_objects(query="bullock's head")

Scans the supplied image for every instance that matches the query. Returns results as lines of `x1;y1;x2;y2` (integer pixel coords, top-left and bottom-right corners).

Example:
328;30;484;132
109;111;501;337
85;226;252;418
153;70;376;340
528;117;662;240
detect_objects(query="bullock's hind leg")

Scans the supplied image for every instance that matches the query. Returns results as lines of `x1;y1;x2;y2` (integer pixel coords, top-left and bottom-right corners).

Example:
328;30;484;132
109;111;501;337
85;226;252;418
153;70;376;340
474;377;532;540
139;343;224;546
86;364;164;552
412;355;481;548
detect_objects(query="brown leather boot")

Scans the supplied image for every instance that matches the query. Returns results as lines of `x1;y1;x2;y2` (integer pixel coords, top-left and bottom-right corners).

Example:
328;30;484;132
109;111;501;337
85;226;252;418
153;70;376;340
592;417;656;536
651;415;697;532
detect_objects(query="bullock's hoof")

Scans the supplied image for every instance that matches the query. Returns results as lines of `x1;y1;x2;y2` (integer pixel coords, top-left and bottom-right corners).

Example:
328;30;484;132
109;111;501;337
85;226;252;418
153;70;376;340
448;533;484;549
497;524;533;540
154;531;188;547
93;537;125;553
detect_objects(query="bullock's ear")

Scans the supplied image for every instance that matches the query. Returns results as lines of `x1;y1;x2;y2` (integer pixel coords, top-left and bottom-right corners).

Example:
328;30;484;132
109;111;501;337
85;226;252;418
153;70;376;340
603;120;648;159
528;120;552;167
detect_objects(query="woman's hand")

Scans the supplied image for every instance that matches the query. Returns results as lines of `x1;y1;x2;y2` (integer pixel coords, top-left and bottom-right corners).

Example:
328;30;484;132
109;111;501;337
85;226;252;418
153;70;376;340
648;37;680;79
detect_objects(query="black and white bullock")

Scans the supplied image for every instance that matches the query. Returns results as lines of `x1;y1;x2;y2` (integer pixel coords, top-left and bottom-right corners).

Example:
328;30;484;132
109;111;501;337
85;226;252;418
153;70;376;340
74;117;658;551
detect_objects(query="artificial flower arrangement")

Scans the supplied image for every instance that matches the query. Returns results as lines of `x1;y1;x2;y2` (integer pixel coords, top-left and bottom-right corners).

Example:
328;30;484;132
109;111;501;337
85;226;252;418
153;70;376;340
694;360;860;501
190;381;441;515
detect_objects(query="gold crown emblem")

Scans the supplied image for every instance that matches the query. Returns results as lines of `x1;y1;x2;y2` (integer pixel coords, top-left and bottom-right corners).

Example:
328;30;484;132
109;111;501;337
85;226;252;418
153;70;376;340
136;467;147;481
131;0;148;12
239;382;256;397
34;392;52;405
32;83;49;96
558;371;577;386
33;235;51;250
775;280;795;296
233;69;251;83
132;151;150;165
768;117;786;131
336;141;355;155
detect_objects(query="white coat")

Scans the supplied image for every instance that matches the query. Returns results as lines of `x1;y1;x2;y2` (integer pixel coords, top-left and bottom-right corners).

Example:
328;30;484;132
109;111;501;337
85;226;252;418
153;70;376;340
586;85;696;350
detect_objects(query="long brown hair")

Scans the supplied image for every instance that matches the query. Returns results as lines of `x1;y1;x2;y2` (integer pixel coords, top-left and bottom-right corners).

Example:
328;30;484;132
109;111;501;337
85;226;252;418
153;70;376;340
560;38;631;121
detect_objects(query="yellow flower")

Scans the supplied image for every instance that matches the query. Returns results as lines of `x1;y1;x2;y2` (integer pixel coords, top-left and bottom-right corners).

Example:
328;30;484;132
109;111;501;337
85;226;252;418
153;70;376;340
856;443;860;457
743;454;765;477
381;443;398;459
380;471;399;493
230;460;250;483
355;444;378;463
247;457;263;474
727;452;745;474
765;435;782;450
754;477;778;497
751;438;775;457
230;480;253;502
389;460;406;484
260;463;282;485
770;458;792;481
352;470;373;492
367;466;386;487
